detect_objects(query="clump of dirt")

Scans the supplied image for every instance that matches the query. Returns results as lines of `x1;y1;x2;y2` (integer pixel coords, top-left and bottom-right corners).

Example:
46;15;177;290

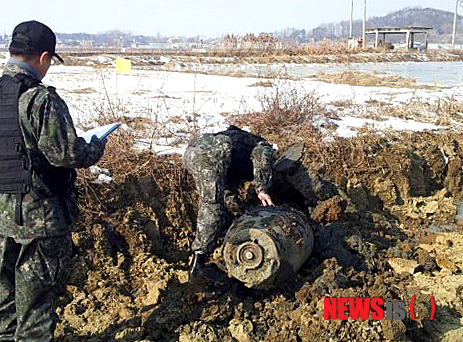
55;123;463;341
311;195;346;223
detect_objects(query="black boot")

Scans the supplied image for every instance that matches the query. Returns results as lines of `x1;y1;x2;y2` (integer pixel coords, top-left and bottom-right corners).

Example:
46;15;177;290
189;251;206;281
189;251;226;286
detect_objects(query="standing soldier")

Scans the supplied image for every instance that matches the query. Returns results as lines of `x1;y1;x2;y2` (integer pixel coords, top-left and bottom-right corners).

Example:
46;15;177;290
0;21;106;341
184;125;274;283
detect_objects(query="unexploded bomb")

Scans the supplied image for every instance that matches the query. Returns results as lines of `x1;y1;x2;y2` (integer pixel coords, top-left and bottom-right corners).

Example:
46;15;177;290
222;206;314;289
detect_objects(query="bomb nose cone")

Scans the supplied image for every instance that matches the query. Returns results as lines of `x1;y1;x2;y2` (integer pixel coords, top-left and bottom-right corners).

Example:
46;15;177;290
237;242;263;269
222;206;314;290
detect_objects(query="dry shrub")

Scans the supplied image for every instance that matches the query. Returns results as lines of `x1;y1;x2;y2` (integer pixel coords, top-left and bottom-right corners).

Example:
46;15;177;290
76;113;197;257
78;127;186;209
231;85;335;150
75;84;463;242
230;84;463;221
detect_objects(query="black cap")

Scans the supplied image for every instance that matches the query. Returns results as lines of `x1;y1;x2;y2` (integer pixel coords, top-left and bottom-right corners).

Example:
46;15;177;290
9;20;63;63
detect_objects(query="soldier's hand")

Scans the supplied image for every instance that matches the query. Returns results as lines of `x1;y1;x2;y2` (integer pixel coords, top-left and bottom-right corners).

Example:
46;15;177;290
257;191;274;206
90;135;107;158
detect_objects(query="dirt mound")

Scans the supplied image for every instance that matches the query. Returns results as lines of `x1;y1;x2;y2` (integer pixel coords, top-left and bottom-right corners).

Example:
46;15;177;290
55;128;463;341
311;195;346;223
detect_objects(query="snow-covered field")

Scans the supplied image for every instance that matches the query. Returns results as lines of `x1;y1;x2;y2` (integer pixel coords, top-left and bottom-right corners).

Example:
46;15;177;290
36;62;463;152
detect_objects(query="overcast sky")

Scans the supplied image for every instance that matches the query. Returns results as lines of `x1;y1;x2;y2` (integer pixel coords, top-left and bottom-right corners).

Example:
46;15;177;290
1;1;458;37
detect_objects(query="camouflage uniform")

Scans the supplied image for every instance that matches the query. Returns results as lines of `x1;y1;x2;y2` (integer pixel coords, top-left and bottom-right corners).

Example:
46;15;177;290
184;126;274;253
0;61;104;342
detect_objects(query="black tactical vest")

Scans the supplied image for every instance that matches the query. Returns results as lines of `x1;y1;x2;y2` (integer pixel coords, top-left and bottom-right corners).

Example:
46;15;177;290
0;74;39;224
0;74;78;226
215;125;264;185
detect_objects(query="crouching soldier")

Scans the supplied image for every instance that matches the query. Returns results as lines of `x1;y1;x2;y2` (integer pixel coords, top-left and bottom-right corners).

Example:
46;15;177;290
0;21;106;342
184;125;274;284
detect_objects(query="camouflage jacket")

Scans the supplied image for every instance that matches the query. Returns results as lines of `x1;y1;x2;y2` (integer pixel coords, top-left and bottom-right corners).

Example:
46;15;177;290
216;126;274;193
0;61;104;239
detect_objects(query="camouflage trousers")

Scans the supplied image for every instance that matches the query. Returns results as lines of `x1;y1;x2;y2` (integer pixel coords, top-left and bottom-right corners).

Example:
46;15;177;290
0;233;72;342
184;134;232;254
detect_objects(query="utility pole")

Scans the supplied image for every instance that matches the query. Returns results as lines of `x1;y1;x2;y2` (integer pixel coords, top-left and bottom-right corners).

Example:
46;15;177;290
362;0;367;48
350;0;354;38
452;0;461;50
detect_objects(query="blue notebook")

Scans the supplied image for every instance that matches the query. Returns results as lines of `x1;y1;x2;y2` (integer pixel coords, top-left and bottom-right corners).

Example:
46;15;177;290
80;123;121;143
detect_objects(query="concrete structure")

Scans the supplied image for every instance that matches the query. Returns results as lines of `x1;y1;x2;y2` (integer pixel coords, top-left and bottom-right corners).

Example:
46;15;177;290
222;206;314;290
365;27;433;50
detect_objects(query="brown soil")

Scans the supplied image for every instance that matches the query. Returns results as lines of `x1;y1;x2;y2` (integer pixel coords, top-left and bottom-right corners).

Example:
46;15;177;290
311;195;347;223
55;126;463;341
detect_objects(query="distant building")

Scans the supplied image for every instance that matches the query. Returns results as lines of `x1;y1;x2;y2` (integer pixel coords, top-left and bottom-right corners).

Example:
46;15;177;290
0;34;11;48
365;26;432;50
167;38;183;49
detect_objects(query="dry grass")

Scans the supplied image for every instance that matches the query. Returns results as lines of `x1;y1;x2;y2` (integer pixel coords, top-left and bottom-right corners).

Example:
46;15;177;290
228;88;459;191
70;80;463;257
315;71;434;89
435;96;463;117
227;83;463;166
360;96;463;127
61;48;463;68
74;80;197;217
301;130;450;185
247;81;274;87
67;87;96;94
328;99;354;108
76;82;463;217
297;41;354;55
174;41;354;58
76;117;194;227
77;85;330;212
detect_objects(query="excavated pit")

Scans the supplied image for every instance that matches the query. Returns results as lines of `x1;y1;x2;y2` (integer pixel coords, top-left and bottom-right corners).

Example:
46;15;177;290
55;131;463;342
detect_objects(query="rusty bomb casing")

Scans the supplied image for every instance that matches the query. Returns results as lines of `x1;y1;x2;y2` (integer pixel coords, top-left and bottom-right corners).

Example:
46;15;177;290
222;206;314;290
